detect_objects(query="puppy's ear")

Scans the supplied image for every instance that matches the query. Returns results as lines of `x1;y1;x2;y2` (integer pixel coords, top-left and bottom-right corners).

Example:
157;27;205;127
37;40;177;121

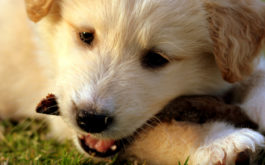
204;0;265;83
24;0;54;22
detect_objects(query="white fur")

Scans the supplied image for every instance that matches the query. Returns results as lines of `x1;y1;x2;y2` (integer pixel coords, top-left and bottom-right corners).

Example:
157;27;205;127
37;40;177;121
239;59;265;132
193;123;264;165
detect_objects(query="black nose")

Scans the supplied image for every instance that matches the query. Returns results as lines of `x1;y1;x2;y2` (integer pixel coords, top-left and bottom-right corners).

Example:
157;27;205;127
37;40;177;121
76;110;113;133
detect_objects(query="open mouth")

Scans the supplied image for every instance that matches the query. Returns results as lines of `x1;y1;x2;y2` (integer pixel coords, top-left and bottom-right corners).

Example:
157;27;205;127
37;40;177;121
78;134;126;158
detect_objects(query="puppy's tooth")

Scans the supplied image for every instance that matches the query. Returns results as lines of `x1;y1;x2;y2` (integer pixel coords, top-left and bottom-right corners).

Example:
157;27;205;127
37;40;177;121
78;135;84;139
110;145;117;151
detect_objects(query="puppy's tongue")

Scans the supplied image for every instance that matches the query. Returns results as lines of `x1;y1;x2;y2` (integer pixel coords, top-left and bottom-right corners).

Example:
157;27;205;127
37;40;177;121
84;134;115;153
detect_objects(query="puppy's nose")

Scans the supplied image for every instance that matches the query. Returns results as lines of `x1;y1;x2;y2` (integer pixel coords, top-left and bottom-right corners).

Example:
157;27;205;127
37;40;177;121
76;109;113;133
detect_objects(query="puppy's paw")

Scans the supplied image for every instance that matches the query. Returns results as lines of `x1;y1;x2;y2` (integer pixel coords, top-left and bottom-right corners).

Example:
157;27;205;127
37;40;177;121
193;129;264;165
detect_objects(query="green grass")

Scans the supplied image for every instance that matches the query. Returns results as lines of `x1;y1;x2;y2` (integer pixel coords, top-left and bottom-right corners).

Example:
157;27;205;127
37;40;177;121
179;157;189;165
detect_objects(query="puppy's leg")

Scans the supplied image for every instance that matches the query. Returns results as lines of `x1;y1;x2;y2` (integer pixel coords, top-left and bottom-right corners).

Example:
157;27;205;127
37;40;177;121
123;121;264;165
192;122;264;165
123;121;204;165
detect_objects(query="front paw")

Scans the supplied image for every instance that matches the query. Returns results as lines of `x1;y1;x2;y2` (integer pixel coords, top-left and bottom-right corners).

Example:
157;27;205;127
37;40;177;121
193;129;264;165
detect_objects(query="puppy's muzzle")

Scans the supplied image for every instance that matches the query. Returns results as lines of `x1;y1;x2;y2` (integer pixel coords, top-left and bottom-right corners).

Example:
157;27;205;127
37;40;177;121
76;109;113;133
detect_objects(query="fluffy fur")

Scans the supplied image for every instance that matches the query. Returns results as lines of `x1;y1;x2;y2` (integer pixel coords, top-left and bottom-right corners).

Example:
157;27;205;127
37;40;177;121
0;0;265;164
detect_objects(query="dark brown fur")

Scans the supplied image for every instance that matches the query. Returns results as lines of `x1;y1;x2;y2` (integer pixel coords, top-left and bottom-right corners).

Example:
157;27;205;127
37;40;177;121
155;95;258;129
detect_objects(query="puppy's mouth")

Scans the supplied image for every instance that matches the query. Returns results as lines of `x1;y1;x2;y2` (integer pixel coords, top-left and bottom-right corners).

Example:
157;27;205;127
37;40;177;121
78;134;124;157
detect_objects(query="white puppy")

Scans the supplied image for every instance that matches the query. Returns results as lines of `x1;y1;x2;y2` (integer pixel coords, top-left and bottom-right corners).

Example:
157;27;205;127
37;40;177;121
0;0;265;164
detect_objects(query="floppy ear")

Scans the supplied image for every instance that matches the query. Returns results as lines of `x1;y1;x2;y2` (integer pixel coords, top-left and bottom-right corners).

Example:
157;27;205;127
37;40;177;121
204;0;265;83
24;0;54;22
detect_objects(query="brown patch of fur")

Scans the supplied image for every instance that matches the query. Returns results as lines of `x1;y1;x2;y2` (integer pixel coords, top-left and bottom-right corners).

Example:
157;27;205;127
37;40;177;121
204;0;265;82
25;0;54;22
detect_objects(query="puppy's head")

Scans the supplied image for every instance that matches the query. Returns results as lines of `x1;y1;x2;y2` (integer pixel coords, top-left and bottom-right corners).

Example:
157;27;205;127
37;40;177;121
26;0;265;159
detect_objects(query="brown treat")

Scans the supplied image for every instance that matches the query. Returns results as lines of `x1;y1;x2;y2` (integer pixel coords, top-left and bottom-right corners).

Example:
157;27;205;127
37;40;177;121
154;95;258;130
36;94;60;116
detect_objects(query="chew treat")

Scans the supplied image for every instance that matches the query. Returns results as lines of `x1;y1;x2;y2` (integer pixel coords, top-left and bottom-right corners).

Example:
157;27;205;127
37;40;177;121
155;95;258;129
36;94;60;116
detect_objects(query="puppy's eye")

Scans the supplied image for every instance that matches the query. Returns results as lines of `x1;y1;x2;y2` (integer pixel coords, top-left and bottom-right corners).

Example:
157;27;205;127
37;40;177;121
79;32;94;45
141;50;169;69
